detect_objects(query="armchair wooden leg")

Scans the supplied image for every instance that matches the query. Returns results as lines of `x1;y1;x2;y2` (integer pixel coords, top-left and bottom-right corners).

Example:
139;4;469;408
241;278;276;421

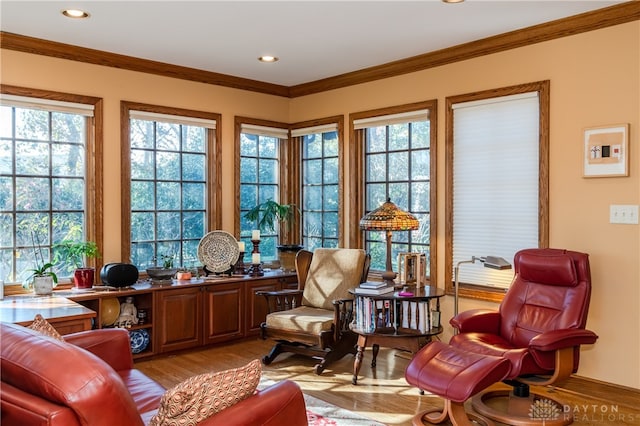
263;341;312;365
262;342;284;365
314;333;357;375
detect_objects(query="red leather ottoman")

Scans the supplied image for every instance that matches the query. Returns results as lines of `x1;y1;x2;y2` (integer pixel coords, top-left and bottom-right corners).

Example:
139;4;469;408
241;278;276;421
405;341;511;426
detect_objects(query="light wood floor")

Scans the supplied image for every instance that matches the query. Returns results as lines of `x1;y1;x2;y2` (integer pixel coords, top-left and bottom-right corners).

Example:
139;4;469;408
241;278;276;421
136;338;640;426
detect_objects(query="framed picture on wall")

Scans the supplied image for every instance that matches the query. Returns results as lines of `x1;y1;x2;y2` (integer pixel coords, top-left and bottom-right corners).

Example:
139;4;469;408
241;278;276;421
583;123;629;177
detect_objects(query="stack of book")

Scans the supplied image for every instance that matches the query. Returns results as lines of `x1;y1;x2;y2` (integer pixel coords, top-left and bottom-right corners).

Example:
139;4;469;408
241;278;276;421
354;281;395;295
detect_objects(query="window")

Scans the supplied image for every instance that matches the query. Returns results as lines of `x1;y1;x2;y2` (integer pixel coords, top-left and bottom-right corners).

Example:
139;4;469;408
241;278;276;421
292;117;342;251
350;101;437;281
445;81;549;302
122;102;220;271
0;86;102;285
236;118;289;262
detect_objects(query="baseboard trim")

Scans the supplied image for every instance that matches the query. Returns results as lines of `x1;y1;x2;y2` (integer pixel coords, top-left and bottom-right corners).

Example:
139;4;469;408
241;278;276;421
556;375;640;410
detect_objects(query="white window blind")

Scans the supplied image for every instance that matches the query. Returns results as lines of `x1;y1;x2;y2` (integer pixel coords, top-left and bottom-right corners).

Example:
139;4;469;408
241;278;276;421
130;110;216;129
0;94;95;116
353;109;429;129
452;92;539;289
240;123;288;139
291;123;338;137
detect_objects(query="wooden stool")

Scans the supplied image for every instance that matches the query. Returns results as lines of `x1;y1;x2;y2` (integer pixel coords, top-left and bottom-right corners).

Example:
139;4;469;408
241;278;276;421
405;341;511;426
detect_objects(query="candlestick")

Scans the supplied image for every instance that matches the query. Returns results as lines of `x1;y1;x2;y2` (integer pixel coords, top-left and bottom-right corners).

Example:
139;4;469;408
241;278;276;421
234;251;247;275
251;230;261;240
248;263;264;276
238;241;245;252
249;238;264;276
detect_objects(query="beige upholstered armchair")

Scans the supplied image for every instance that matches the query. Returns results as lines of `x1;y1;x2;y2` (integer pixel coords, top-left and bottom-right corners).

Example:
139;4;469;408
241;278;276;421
259;248;370;374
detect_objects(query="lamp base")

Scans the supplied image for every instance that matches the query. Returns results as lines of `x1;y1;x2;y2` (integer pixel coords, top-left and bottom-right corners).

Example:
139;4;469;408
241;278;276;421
382;270;397;287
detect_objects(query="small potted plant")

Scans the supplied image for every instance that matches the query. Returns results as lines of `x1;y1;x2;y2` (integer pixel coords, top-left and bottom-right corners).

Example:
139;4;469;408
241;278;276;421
25;262;58;295
24;233;58;295
53;240;101;289
243;199;302;271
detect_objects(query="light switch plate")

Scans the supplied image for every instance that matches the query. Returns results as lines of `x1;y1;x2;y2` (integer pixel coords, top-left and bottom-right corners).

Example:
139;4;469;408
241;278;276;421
610;205;639;224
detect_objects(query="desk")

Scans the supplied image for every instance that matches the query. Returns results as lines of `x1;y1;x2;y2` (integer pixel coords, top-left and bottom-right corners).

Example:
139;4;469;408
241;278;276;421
0;295;96;335
349;285;445;384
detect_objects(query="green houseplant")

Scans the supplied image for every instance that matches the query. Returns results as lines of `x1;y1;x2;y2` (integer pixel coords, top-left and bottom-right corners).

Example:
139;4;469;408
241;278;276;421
243;199;302;271
53;240;101;289
25;261;58;295
244;199;298;234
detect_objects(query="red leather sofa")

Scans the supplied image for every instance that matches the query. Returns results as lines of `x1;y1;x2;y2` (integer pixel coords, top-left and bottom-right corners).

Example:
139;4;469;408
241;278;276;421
0;322;308;426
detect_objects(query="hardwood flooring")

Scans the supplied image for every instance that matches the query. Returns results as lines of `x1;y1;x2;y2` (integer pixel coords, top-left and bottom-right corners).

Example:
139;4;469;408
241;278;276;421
136;338;640;426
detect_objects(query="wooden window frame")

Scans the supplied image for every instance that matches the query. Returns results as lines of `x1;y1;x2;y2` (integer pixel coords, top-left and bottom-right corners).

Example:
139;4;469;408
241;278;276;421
290;116;344;248
349;100;437;283
444;80;550;303
0;84;103;291
234;116;295;245
121;101;221;267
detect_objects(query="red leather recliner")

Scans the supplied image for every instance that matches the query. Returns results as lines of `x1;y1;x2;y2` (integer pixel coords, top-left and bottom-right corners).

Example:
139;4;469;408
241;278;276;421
1;322;308;426
407;248;598;426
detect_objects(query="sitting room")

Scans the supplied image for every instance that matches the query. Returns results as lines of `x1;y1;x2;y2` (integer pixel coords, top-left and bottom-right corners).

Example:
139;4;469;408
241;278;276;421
1;1;639;425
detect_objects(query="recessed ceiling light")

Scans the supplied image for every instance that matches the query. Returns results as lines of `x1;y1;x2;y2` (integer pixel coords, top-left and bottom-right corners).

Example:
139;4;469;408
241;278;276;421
62;9;90;19
442;0;465;3
258;56;279;63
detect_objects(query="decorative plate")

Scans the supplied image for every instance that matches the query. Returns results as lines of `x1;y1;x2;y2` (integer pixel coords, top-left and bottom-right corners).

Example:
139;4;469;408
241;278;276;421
129;329;150;354
197;230;240;273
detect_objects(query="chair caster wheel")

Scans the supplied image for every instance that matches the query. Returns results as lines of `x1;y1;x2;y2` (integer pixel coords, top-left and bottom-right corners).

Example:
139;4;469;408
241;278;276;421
314;364;325;375
261;355;272;365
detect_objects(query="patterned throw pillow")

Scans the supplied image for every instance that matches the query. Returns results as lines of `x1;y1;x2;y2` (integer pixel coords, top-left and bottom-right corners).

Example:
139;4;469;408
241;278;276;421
149;359;262;426
27;314;65;342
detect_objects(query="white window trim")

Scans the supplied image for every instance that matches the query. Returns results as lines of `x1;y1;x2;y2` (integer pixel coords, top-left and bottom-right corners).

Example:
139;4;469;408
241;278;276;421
240;123;288;139
130;110;216;129
1;94;94;116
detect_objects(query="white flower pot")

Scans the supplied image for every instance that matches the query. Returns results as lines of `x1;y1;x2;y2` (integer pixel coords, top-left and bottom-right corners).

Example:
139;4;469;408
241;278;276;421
33;276;54;295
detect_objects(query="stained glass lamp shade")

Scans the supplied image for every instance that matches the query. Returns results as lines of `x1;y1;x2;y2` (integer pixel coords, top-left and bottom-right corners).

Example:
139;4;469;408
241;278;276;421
360;198;420;286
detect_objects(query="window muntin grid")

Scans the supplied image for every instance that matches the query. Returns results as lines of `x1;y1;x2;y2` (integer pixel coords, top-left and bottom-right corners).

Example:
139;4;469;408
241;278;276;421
363;121;431;276
301;131;339;251
0;105;88;284
239;133;280;262
129;118;207;269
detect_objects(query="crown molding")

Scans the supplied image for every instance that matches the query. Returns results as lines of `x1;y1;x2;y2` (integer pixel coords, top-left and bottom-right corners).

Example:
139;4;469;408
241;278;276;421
289;2;640;97
1;2;638;99
0;32;290;98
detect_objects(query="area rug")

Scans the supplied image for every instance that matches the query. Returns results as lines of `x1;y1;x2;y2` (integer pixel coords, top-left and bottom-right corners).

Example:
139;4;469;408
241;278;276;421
303;393;385;426
258;379;384;426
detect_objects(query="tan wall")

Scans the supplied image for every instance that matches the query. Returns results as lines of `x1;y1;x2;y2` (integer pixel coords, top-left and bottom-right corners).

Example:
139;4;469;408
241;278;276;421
1;51;290;258
2;21;638;388
289;22;640;389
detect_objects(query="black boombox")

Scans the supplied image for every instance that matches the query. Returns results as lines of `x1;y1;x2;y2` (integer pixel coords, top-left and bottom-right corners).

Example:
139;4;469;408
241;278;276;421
100;263;139;288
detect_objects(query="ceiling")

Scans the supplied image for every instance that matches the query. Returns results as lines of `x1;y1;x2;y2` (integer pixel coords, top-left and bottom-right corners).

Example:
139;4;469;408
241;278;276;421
0;1;628;87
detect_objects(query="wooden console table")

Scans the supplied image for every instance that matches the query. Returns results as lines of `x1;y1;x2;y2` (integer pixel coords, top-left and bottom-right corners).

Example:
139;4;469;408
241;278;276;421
1;271;297;359
349;285;445;384
0;295;96;335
